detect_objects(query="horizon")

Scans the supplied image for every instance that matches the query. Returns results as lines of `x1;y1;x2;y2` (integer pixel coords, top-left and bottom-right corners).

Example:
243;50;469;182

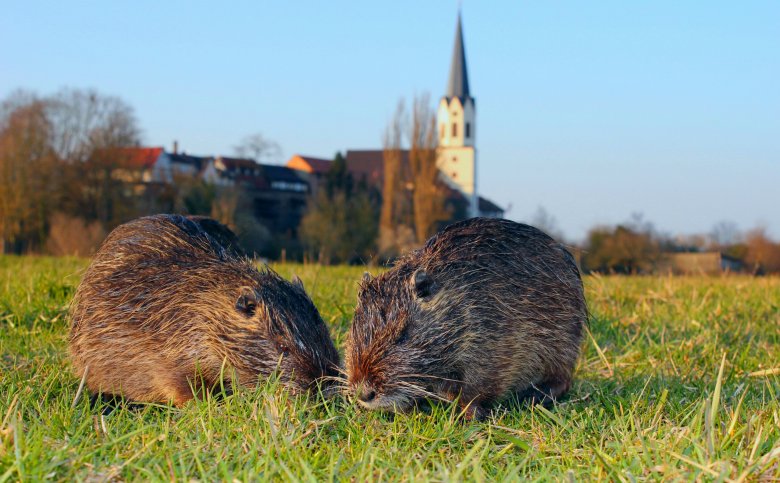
2;1;778;241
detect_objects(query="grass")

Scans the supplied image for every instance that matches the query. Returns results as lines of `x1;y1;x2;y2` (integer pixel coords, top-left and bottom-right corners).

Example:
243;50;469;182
0;256;779;481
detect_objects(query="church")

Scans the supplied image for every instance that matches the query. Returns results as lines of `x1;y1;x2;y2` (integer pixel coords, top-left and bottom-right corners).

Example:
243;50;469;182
286;13;503;219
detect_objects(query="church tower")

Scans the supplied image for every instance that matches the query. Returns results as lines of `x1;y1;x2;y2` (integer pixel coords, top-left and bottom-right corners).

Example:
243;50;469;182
437;12;477;217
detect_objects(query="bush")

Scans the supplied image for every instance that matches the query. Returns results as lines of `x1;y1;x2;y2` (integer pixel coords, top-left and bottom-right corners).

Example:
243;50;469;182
45;213;106;256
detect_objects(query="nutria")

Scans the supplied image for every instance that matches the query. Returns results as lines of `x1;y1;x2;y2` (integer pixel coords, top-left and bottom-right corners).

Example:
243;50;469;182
69;214;339;406
345;217;587;419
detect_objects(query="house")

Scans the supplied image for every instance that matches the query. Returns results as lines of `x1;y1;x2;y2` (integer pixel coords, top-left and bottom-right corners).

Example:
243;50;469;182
110;146;164;184
153;151;212;183
204;156;311;236
283;155;332;195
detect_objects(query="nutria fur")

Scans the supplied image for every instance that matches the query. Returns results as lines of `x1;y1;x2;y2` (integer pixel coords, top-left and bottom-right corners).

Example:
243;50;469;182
186;215;245;258
69;214;339;406
345;218;587;419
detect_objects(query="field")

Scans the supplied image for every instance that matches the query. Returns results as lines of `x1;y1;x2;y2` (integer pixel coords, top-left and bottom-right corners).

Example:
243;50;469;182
0;256;779;481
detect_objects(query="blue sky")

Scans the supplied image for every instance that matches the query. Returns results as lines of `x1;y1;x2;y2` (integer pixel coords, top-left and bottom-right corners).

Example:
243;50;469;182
2;1;778;241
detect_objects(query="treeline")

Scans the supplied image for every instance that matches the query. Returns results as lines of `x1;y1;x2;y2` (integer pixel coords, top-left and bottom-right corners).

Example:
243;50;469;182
0;88;248;255
577;216;780;275
3;88;778;273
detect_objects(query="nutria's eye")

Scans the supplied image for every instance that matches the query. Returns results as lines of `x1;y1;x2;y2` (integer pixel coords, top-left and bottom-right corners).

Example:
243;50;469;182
235;288;258;317
411;269;435;299
278;344;290;355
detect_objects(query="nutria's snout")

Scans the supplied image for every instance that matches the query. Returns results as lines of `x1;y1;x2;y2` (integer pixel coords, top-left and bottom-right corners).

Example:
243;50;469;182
348;377;413;412
352;380;378;406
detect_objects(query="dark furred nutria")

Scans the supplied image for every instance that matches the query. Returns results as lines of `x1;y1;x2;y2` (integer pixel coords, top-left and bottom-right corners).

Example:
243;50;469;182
345;217;587;419
69;214;339;406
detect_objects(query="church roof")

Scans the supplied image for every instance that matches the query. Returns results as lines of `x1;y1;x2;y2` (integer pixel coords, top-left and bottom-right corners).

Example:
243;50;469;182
446;13;471;101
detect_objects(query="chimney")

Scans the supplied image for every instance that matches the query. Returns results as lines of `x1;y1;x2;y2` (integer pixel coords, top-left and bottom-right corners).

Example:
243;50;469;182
172;140;178;154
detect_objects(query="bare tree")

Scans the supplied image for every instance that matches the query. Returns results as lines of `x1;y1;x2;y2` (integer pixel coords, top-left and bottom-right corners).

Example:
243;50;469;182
50;90;142;228
378;94;450;257
529;205;563;241
408;94;448;243
709;220;742;248
46;88;141;163
233;133;281;164
379;100;411;257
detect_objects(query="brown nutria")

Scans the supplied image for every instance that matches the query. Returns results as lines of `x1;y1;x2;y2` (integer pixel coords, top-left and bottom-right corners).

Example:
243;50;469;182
69;214;339;406
345;217;587;419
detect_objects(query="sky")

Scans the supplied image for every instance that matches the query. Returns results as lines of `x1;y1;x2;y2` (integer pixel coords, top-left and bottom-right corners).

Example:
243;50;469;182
2;0;779;242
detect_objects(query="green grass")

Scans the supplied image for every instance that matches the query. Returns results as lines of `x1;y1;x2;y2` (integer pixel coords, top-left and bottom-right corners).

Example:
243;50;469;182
1;256;779;481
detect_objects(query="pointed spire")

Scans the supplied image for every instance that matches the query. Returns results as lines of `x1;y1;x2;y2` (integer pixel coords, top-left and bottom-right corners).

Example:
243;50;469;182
446;12;470;100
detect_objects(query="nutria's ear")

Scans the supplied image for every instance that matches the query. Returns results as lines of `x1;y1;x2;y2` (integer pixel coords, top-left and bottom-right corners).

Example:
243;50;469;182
291;274;304;290
411;269;435;299
235;287;258;316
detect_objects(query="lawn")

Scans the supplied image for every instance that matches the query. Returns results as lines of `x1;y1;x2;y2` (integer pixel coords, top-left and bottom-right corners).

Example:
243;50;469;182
0;256;778;481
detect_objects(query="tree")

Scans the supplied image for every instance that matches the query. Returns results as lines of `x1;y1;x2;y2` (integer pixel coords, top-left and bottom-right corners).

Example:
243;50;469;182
0;93;56;252
744;228;780;274
47;88;142;228
582;220;661;274
379;94;449;258
233;133;281;164
379;100;411;258
46;88;140;164
300;153;379;264
709;220;742;248
408;94;448;243
0;88;142;253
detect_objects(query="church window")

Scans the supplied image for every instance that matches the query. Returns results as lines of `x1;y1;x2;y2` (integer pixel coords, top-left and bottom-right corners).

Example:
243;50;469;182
452;122;458;137
452;171;458;179
452;156;457;162
440;124;445;140
465;122;471;138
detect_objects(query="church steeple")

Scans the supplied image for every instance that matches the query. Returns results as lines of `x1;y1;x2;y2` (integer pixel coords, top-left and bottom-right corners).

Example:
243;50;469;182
437;11;478;218
446;13;471;100
438;12;475;149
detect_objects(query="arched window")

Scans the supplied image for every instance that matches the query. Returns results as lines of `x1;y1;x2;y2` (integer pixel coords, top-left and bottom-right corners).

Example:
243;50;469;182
465;122;471;138
452;122;458;137
440;124;445;140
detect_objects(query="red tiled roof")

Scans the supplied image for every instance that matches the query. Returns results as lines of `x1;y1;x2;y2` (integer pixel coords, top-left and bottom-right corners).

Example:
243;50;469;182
114;147;164;169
